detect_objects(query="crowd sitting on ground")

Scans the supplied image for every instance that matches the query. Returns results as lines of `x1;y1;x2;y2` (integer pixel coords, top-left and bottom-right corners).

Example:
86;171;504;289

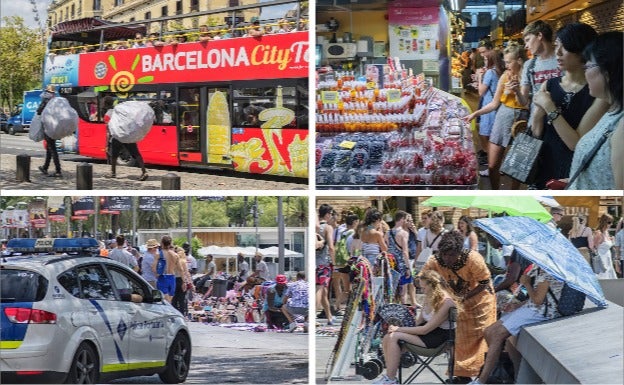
462;22;622;190
316;202;622;384
95;235;308;331
49;17;308;55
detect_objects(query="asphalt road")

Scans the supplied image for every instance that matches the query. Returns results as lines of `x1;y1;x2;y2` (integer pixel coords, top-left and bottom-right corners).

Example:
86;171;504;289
111;321;309;384
0;133;308;190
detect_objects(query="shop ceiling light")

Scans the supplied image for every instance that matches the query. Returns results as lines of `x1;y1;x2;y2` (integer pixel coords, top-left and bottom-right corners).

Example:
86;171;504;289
449;0;465;12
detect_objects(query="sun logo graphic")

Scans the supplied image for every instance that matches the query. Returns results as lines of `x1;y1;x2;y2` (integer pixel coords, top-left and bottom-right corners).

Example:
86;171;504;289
94;54;154;96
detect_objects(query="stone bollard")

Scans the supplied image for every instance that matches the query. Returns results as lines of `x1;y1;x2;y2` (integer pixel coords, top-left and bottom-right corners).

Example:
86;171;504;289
161;173;181;190
76;162;93;190
16;154;31;182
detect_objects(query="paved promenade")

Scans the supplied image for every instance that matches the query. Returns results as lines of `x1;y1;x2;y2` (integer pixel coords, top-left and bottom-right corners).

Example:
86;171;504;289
0;154;307;191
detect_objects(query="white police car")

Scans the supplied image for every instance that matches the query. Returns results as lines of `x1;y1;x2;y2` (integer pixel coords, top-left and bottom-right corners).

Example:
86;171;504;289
0;238;191;384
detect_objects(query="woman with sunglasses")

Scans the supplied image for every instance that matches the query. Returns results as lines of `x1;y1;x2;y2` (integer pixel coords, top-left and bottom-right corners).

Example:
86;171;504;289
567;31;624;190
531;23;610;189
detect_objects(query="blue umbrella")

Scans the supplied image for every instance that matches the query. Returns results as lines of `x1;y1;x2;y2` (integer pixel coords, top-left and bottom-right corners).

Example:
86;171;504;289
474;216;607;308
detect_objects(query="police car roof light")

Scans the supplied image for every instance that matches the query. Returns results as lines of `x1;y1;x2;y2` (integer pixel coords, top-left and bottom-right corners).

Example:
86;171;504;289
7;238;99;253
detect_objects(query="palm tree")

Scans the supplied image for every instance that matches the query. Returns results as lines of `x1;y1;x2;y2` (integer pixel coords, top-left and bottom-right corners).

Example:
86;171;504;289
137;203;177;229
285;196;308;227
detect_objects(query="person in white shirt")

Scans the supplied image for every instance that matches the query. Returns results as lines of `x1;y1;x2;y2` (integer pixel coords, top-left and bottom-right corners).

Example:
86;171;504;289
238;253;250;281
252;252;269;280
415;210;433;261
142;239;159;288
614;219;624;277
108;235;138;272
204;254;216;279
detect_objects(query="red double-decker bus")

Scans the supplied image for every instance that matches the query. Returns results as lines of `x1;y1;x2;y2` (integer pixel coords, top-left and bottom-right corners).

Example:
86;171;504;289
44;17;309;179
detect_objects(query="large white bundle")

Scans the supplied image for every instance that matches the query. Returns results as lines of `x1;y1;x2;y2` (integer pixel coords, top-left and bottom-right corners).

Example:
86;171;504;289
41;97;78;140
29;114;44;142
108;101;154;143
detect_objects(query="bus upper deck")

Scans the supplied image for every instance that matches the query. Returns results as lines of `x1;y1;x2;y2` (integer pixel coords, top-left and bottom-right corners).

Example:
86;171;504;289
43;1;309;178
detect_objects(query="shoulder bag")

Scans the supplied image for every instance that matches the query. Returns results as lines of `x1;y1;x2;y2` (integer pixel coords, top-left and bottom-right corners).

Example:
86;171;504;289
500;128;543;184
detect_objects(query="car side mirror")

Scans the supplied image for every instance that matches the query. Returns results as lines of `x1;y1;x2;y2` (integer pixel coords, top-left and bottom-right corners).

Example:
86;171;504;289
119;292;132;302
151;289;163;302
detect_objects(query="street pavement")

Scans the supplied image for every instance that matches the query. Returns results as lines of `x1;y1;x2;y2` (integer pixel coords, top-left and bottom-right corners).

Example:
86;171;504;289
0;153;308;190
111;321;309;384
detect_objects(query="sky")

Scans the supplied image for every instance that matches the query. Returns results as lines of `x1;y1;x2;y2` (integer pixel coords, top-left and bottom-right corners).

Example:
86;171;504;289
0;0;49;28
1;0;299;29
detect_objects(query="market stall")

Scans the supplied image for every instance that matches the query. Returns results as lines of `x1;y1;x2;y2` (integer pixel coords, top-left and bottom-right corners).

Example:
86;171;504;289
316;66;477;189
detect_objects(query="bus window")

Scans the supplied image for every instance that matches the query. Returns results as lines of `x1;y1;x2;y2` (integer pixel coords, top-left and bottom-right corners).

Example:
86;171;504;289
232;86;299;128
95;91;175;125
179;88;200;152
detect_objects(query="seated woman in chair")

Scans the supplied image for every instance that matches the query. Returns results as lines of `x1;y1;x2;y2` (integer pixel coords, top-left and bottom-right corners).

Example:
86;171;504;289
374;270;460;385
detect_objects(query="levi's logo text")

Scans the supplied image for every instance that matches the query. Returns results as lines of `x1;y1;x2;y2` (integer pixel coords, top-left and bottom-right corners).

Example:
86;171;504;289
532;69;561;85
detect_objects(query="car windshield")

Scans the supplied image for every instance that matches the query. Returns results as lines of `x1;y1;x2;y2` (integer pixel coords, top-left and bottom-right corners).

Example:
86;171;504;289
0;269;48;302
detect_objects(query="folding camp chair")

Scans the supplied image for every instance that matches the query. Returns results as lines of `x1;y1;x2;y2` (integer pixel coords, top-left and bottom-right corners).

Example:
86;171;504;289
398;307;457;384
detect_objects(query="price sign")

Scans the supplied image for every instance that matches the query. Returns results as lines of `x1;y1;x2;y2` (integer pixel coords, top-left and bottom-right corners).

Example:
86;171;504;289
339;141;356;150
321;91;339;104
422;60;438;72
387;89;401;103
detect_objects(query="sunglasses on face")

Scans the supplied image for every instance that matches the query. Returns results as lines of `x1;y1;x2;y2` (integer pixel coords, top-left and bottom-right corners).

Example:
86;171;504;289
583;62;599;71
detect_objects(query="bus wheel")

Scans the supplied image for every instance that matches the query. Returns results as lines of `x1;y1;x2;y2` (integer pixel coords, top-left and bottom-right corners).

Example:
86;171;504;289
116;148;137;167
8;126;16;135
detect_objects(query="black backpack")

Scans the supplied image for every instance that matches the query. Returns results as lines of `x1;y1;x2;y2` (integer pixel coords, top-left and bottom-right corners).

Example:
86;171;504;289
546;283;586;317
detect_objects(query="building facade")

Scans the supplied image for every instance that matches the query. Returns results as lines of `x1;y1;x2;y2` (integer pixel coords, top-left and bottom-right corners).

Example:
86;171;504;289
47;0;263;32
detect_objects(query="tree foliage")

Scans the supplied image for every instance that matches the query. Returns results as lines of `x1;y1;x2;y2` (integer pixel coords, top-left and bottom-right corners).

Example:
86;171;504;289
0;196;307;241
0;16;46;110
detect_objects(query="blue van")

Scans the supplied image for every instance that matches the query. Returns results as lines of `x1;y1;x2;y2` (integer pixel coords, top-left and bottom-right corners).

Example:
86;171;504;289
4;90;41;135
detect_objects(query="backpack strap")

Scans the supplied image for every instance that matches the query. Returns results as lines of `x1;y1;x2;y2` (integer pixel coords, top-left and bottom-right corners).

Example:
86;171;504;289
389;229;402;251
538;267;558;317
527;57;538;97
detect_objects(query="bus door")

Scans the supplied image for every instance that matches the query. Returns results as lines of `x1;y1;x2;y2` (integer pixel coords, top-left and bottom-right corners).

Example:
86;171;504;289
205;87;232;166
177;87;202;163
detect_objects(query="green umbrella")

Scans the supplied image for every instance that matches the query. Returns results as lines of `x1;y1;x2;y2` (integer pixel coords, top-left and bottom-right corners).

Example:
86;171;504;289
421;196;552;223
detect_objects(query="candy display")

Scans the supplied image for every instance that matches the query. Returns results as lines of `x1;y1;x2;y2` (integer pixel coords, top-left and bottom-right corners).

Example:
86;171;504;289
316;70;477;189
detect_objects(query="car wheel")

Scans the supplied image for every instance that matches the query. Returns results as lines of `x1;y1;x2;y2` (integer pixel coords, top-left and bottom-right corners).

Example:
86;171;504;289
8;126;16;135
158;332;191;384
65;342;99;384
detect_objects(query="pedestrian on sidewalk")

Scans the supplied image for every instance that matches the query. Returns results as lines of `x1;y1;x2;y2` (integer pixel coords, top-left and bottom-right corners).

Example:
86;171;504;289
108;235;139;271
101;96;148;181
37;85;62;178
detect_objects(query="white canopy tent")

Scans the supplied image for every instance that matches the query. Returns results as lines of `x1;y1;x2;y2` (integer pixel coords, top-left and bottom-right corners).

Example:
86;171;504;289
197;245;304;277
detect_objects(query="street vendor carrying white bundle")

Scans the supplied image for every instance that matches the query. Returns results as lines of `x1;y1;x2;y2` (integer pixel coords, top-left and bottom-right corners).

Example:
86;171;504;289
40;90;79;141
35;84;76;178
102;97;149;181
